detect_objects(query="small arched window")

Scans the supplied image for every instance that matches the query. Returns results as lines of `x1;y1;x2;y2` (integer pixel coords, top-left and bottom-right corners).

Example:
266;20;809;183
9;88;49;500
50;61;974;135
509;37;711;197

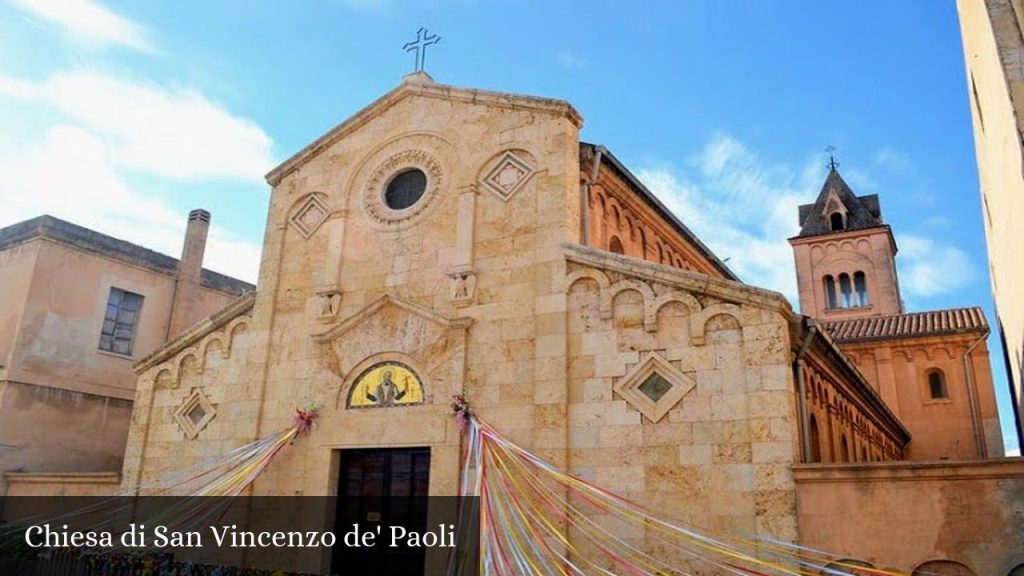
824;275;838;309
839;273;853;308
840;435;850;463
928;369;948;400
861;446;868;462
656;243;664;264
809;415;822;463
830;212;845;231
609;236;624;255
854;271;869;307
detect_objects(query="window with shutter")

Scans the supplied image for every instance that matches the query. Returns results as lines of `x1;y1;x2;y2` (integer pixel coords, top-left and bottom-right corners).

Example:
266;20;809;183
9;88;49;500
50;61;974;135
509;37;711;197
98;288;143;356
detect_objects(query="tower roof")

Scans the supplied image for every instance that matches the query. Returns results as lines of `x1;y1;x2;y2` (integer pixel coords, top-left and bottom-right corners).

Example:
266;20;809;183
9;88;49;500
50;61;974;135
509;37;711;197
795;168;883;237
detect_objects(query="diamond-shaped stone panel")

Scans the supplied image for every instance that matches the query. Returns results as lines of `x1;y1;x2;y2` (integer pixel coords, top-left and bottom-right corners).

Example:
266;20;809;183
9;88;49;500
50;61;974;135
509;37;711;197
174;388;216;440
614;352;695;423
289;195;330;239
482;152;536;201
638;373;673;402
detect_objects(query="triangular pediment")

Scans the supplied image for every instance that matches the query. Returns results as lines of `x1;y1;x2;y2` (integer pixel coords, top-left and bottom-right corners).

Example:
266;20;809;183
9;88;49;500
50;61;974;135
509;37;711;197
821;188;847;216
265;73;582;186
311;294;471;344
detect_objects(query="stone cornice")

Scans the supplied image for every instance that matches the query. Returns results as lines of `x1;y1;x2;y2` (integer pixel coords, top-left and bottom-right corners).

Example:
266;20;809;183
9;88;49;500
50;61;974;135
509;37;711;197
787;224;898;254
563;243;791;312
266;77;583;187
133;292;256;374
793;457;1024;483
311;294;472;344
4;472;122;484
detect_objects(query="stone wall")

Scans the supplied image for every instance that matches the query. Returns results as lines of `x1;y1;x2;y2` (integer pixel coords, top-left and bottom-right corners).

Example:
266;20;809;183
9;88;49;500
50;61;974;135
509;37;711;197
794;458;1024;575
563;246;801;563
4;472;120;498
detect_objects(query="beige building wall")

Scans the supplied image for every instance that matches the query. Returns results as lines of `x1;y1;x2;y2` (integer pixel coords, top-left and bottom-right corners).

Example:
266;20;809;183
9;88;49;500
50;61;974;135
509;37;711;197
958;0;1024;445
0;216;251;495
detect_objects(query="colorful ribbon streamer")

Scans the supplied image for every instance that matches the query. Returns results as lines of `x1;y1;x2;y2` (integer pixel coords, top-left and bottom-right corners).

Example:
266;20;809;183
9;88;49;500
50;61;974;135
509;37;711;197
457;413;907;576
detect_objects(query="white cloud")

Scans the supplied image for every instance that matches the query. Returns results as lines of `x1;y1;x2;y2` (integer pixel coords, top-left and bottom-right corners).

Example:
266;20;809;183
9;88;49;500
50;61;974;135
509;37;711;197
10;0;156;53
897;235;975;298
0;125;262;282
636;134;977;309
0;71;275;182
637;134;817;304
875;146;914;174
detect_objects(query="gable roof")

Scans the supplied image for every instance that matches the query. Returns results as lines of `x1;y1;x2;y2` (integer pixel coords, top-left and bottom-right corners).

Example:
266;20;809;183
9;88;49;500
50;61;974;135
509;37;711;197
824;307;989;343
265;72;583;187
0;215;254;296
795;168;884;238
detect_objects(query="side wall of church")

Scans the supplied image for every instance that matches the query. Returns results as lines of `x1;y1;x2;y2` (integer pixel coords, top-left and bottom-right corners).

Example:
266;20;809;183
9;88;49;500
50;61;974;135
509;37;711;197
843;336;1003;460
563;249;802;565
585;163;724;277
799;346;906;464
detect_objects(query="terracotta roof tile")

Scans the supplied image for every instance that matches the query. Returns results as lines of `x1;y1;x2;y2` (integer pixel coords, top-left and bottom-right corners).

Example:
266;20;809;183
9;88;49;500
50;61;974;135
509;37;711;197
824;307;988;343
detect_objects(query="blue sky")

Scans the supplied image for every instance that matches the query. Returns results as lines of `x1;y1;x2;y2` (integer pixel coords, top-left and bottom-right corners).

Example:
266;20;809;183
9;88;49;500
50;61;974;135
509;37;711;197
0;1;1016;453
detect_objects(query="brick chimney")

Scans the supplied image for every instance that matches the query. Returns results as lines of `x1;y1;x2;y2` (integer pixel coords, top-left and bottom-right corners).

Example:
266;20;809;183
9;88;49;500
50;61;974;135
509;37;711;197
168;209;211;337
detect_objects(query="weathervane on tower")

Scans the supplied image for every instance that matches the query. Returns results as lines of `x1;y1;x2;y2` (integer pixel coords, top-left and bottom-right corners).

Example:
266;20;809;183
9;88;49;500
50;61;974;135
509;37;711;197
825;145;839;170
403;27;441;73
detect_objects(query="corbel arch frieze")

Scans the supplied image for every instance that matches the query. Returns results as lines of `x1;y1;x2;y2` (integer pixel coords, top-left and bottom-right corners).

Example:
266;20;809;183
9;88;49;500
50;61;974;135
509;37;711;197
689;303;743;346
150;317;251;389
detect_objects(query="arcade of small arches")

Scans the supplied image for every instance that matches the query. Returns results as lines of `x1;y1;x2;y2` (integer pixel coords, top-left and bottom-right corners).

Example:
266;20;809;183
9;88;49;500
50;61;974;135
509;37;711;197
587;184;712;275
801;359;904;463
823;271;870;310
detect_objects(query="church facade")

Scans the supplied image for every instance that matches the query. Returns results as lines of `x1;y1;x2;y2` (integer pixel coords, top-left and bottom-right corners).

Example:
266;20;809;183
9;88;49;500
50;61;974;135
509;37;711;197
119;73;1023;575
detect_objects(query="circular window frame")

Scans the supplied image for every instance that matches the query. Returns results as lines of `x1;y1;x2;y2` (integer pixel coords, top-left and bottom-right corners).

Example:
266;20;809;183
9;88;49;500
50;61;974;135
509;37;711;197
363;149;444;229
381;167;428;211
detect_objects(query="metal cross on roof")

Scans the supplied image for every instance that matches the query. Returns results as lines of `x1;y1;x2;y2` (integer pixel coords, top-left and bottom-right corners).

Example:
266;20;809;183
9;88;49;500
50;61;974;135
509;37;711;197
403;27;441;73
825;145;839;170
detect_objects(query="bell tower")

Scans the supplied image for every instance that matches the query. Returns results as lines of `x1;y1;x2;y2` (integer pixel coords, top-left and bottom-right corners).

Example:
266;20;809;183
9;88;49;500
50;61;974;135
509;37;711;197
789;166;903;319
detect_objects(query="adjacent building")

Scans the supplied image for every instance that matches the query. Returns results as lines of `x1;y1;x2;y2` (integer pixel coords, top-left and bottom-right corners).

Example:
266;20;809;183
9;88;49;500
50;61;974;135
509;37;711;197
0;211;253;495
957;0;1024;448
